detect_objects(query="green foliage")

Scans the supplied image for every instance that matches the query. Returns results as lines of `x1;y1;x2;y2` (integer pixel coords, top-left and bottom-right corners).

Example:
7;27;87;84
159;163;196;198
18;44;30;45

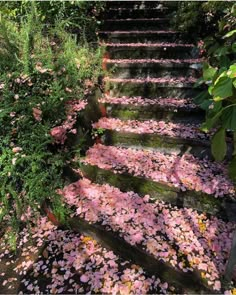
211;128;227;161
173;1;233;40
182;2;236;181
0;2;104;244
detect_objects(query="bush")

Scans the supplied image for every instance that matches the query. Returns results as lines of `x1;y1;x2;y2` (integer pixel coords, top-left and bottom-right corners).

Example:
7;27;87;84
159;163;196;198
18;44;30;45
174;1;236;183
0;2;104;247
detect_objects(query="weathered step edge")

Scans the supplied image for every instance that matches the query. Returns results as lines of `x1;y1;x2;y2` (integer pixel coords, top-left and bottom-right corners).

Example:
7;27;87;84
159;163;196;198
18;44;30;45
68;216;213;294
80;163;236;221
101;130;212;157
99;30;184;43
106;80;203;98
99;97;204;120
101;103;204;123
104;45;197;59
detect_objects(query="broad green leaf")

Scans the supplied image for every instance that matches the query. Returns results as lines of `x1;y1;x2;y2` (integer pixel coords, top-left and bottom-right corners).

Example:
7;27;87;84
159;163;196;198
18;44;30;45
194;91;211;105
201;110;221;131
210;101;222;113
228;64;236;78
208;85;214;95
213;96;225;102
199;99;212;111
214;46;229;57
219;55;231;68
212;76;233;99
194;77;205;87
211;128;227;161
221;106;236;130
208;43;220;55
231;3;236;15
214;70;227;84
233;79;236;88
223;30;236;38
203;64;217;81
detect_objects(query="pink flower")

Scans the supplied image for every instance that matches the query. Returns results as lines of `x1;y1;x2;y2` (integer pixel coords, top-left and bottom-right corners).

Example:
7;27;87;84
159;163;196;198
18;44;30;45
32;107;42;122
50;126;67;144
80;274;89;283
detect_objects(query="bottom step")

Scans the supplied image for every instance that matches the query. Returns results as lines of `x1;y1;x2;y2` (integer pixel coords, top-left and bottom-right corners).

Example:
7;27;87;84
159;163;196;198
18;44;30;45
19;226;173;294
62;178;236;293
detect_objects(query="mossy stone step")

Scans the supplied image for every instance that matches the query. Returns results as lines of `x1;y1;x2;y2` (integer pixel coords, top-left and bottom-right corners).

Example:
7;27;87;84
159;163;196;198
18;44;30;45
68;216;212;294
104;8;173;18
101;101;204;124
106;80;203;98
101;130;211;158
106;62;201;79
105;44;197;59
106;1;177;9
80;163;235;221
101;18;170;30
99;30;183;44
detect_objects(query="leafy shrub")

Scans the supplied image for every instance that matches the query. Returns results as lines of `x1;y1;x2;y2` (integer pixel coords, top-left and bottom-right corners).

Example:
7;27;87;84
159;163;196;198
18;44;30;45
179;2;236;182
173;2;233;40
0;2;104;246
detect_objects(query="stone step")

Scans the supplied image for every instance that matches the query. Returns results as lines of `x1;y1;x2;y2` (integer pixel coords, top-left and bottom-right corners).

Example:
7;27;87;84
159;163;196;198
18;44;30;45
99;30;183;43
104;7;173;18
18;220;176;294
80;144;236;219
101;18;171;30
104;58;202;79
106;1;178;10
103;42;198;59
63;178;236;293
98;96;204;123
93;117;212;157
105;77;203;98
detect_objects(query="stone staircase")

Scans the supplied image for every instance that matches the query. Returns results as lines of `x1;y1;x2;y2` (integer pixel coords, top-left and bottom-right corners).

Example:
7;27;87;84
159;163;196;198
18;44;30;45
64;1;236;293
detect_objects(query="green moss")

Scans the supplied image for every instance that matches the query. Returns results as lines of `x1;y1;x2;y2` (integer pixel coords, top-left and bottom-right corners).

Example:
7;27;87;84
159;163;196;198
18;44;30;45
105;130;188;150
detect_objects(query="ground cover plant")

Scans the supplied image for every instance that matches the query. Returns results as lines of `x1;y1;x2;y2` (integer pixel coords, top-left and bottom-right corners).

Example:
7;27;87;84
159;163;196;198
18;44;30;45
0;1;103;247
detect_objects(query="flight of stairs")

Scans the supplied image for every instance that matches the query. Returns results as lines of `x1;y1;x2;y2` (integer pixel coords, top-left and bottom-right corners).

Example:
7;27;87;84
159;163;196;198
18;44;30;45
64;1;236;293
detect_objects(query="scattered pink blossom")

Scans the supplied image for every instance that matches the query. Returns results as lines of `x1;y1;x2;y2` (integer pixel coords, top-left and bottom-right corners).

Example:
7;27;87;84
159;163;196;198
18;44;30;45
62;177;236;290
83;144;235;197
93;117;208;141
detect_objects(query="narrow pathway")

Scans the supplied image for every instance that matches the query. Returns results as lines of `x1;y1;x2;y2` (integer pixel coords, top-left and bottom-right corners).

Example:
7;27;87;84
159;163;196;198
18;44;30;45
64;1;236;293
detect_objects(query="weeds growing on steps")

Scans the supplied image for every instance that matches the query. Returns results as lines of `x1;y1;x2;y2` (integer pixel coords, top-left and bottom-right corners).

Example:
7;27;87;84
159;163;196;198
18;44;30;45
0;2;104;248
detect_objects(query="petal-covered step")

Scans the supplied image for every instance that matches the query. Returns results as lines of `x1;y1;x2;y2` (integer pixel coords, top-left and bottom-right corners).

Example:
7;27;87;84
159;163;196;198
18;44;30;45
103;42;198;59
93;117;211;156
18;221;175;294
81;144;236;218
94;124;236;163
101;18;171;31
99;30;183;44
63;178;236;292
104;7;174;19
105;77;203;98
104;58;202;79
98;96;204;123
106;1;177;10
